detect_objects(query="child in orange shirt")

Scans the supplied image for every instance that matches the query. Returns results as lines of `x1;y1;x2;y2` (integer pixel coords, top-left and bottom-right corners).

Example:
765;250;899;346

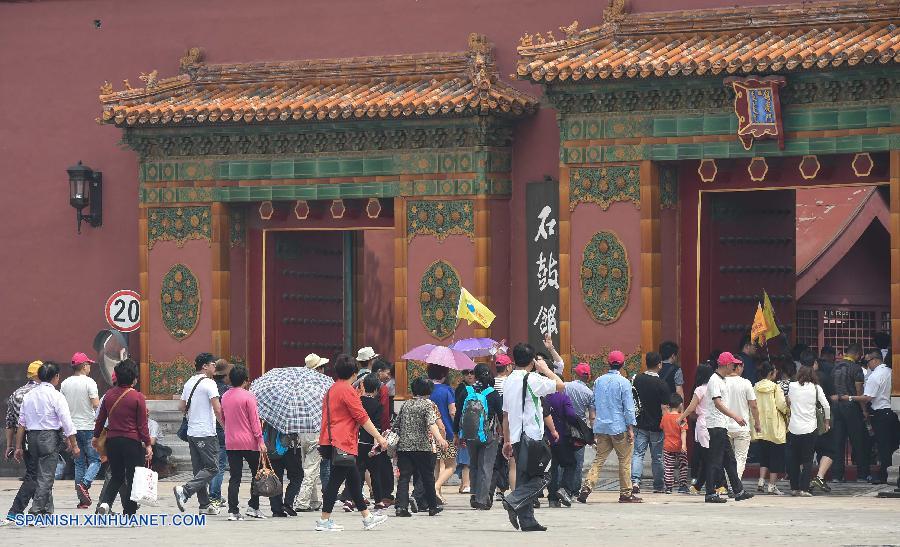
660;394;689;493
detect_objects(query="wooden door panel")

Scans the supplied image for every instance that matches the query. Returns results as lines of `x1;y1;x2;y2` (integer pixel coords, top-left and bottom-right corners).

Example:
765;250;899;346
701;190;796;357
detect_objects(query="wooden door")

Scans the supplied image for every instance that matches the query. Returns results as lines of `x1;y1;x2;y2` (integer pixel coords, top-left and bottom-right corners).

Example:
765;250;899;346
269;231;347;368
700;190;796;358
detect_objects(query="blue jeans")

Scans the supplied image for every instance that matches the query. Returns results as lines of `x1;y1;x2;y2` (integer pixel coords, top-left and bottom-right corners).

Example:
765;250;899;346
631;428;664;490
74;430;101;488
564;447;585;494
208;438;227;500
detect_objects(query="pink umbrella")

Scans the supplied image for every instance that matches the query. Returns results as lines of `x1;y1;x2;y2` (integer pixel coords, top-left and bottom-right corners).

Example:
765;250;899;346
400;344;477;371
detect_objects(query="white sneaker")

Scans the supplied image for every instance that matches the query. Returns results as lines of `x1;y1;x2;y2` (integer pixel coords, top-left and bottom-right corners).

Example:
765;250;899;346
96;503;110;515
767;484;785;496
362;513;388;530
315;518;344;532
245;507;266;519
173;486;187;512
0;517;14;527
228;513;244;521
201;505;221;515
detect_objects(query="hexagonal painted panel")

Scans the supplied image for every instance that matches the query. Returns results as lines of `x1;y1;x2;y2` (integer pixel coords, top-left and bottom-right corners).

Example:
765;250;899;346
580;231;631;324
161;263;201;341
294;200;310;220
330;199;346;219
698;159;718;183
366;197;382;219
748;157;769;182
799;155;821;180
419;260;461;340
852;153;874;177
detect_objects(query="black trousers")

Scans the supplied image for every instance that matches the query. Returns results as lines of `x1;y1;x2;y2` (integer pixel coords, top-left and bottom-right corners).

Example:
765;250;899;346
411;453;434;506
706;427;743;496
227;450;260;513
8;439;37;515
322;460;367;514
102;436;144;515
832;402;870;479
396;451;438;511
871;409;900;483
788;432;817;492
354;444;383;502
377;451;395;500
270;448;303;513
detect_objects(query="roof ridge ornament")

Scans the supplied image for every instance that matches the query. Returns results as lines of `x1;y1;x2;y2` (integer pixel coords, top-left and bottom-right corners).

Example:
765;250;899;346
179;47;204;75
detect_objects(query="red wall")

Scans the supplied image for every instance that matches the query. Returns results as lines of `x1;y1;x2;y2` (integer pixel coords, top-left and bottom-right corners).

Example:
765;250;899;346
569;202;643;355
362;229;395;360
0;0;813;366
800;222;891;308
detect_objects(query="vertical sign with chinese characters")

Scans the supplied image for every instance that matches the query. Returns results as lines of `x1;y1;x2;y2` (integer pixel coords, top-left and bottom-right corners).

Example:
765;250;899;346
526;178;560;351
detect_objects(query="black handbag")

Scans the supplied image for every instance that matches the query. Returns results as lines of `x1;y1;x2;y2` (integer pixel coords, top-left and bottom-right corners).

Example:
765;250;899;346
325;389;357;467
177;378;202;442
568;417;595;448
521;373;552;478
251;450;283;498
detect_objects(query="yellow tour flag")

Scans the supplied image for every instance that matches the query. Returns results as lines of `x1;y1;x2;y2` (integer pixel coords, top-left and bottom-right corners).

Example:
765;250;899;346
457;287;495;328
762;290;781;340
751;303;770;345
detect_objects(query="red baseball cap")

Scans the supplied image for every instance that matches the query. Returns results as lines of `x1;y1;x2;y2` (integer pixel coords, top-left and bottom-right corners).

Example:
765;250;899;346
72;352;95;366
495;354;512;366
608;350;625;365
574;363;591;376
717;351;743;367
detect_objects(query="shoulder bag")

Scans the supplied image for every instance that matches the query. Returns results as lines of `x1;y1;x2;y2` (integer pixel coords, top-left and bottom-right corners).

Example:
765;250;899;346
251;450;282;498
814;386;827;435
324;389;357;467
96;388;133;458
177;377;202;442
520;373;552;478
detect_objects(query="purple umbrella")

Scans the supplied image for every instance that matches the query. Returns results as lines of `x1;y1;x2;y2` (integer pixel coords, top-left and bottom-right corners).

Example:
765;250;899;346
400;344;477;371
449;337;506;359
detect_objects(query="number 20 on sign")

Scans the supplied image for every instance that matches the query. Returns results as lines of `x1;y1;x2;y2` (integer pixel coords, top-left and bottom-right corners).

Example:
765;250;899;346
105;290;141;332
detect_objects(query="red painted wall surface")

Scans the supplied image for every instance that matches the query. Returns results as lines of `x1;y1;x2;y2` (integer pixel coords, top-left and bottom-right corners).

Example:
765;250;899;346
230;227;248;363
406;235;477;347
569;202;643;355
361;229;395;360
0;0;812;368
799;222;891;307
660;207;680;345
147;239;214;363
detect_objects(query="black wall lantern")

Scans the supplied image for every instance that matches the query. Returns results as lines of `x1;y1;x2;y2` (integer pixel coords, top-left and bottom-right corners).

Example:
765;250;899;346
67;161;102;234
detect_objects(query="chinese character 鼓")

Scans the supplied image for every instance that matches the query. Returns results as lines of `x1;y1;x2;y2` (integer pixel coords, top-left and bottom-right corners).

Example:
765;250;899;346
533;205;557;242
535;251;559;291
533;304;558;337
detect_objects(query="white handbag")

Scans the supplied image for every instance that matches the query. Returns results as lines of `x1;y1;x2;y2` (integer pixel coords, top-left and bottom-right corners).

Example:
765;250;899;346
130;466;159;505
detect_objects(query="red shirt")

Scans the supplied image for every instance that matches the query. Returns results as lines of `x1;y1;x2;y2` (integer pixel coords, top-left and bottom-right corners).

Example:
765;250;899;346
94;386;151;445
379;384;391;431
660;411;688;452
319;381;369;456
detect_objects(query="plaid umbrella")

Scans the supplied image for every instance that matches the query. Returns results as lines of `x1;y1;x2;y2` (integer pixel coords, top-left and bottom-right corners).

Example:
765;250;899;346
250;367;333;434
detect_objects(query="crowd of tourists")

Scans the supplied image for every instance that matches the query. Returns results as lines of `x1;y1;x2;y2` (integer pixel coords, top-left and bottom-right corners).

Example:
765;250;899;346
3;334;899;532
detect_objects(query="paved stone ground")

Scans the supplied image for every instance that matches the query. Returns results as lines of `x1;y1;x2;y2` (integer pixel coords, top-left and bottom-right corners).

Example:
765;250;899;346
1;472;899;546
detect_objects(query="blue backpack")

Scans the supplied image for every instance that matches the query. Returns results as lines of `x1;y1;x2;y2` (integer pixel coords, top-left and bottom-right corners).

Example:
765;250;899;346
460;385;495;443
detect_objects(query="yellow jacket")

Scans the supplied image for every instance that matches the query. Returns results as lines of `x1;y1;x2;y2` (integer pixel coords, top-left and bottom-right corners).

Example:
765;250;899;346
752;379;788;444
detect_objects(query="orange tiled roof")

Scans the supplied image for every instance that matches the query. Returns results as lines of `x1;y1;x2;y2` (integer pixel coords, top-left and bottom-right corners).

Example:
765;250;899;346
516;0;900;82
100;34;537;127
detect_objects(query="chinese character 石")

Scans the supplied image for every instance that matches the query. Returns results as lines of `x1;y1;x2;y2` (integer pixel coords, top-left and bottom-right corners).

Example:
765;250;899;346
533;205;557;242
533;304;558;337
535;251;559;291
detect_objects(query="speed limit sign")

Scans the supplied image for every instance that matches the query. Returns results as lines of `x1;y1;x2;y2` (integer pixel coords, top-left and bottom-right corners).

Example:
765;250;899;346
105;290;141;332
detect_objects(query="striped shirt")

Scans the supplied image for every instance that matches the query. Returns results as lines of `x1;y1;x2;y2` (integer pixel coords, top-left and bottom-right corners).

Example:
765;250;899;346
565;380;594;421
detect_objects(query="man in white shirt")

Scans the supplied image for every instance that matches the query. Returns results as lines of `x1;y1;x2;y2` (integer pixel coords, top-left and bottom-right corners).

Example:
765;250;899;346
704;352;754;503
723;361;761;480
858;351;898;485
173;353;224;515
60;352;101;508
500;343;564;532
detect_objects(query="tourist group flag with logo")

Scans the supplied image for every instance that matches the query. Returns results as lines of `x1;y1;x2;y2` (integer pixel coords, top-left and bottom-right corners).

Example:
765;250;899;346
751;290;781;345
457;287;495;328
